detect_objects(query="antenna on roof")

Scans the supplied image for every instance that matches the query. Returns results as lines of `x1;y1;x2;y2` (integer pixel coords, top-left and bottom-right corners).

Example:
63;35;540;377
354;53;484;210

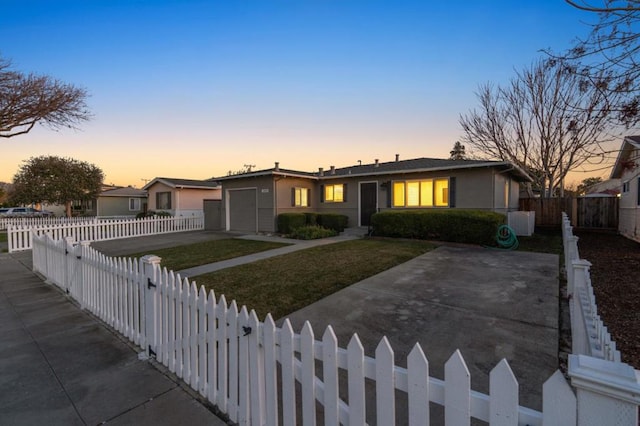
141;178;150;184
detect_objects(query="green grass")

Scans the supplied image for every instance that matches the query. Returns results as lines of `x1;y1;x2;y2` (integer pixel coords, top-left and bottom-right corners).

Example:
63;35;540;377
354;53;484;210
0;231;6;243
193;239;435;320
126;239;289;271
517;229;563;256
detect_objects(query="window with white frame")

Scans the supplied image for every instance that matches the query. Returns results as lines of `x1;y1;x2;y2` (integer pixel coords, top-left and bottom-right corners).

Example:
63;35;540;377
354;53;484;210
129;198;141;211
392;178;449;207
623;181;630;193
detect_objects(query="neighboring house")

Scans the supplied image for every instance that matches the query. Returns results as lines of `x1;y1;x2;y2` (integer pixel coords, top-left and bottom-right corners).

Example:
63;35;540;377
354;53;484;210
40;185;147;217
96;186;148;217
143;177;221;217
610;135;640;241
214;156;532;233
584;179;621;196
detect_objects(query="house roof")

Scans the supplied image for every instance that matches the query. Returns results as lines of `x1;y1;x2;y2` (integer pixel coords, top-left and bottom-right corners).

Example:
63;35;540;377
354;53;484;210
100;186;147;198
610;136;640;178
214;158;532;182
142;177;220;190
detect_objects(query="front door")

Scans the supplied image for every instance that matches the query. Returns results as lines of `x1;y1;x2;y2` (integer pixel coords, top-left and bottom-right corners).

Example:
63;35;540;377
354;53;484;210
360;182;377;226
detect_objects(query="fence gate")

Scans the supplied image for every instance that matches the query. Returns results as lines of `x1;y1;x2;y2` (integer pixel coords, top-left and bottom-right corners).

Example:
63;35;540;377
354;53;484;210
576;196;619;229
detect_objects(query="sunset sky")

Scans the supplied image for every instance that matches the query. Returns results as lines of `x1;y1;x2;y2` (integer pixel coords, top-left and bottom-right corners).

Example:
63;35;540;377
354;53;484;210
0;0;619;187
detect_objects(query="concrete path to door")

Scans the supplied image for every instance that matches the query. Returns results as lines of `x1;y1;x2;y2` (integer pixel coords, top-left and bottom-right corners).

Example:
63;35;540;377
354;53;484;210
279;244;559;415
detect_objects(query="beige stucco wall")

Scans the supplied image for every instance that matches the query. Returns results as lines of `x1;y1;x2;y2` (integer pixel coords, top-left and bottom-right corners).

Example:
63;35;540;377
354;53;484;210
147;182;220;216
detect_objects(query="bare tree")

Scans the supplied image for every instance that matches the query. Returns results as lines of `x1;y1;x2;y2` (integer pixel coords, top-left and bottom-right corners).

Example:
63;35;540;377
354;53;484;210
0;56;90;138
460;59;620;197
555;1;640;126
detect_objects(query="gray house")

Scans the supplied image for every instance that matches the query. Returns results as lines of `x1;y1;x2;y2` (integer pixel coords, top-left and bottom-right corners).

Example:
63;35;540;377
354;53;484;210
214;156;531;233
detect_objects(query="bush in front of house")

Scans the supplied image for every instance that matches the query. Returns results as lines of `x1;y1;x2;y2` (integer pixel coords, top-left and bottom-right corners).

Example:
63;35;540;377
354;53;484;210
304;212;318;226
289;225;338;240
371;209;506;245
278;213;307;234
137;210;173;219
317;213;348;232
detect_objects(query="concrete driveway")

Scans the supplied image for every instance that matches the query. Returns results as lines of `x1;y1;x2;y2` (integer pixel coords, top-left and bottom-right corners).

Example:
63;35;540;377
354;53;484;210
279;244;559;414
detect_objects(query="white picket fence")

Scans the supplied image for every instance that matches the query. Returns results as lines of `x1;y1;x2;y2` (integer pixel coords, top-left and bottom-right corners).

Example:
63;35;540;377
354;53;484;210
31;233;640;425
0;215;98;230
8;215;204;252
561;213;621;362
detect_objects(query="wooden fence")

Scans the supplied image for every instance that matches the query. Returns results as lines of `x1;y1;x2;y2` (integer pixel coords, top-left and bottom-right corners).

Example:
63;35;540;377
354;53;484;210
0;215;99;231
8;215;204;252
31;233;640;425
519;197;619;229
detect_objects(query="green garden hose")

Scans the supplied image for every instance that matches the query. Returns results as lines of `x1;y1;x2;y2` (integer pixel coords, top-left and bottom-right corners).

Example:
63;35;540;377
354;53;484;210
496;224;519;250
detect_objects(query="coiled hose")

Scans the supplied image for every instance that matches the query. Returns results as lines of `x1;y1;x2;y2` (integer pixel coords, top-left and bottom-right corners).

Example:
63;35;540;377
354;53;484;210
496;224;519;250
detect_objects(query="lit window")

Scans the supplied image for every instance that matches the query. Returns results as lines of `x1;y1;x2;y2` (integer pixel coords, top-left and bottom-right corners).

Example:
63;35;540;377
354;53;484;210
293;188;309;207
392;178;449;207
325;184;344;202
129;198;141;211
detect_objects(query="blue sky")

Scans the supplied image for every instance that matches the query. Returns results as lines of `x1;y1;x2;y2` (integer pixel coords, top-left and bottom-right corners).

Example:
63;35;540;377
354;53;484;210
0;0;603;186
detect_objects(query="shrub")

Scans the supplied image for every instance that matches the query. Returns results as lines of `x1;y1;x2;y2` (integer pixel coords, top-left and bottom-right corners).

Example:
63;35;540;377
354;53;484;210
278;213;306;234
317;213;348;232
304;212;318;226
138;210;173;218
371;209;505;245
289;225;338;240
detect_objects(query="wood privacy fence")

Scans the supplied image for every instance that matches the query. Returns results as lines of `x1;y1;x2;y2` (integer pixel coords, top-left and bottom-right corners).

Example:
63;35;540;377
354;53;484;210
519;197;619;229
7;215;204;252
32;234;640;425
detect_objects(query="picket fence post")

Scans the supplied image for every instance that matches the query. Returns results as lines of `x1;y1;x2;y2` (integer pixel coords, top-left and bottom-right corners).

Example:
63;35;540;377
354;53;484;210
569;354;640;426
141;254;162;358
78;241;91;309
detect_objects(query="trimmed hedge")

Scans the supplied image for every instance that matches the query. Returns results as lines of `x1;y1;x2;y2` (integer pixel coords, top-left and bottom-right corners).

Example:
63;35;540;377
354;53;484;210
371;209;506;245
277;213;306;234
289;225;338;240
317;213;348;232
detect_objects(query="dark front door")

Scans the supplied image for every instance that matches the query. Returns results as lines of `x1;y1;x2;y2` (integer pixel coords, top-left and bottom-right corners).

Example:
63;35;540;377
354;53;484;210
360;182;377;226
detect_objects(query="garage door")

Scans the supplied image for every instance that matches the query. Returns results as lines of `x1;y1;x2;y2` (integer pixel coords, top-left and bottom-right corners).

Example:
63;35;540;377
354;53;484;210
228;189;257;232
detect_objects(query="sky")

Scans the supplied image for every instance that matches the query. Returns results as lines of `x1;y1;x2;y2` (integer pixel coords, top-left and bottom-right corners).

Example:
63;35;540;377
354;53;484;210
0;0;618;187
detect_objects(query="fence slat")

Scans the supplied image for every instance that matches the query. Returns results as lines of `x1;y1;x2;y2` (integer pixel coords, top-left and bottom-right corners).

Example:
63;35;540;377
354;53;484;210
348;333;366;426
263;314;278;426
376;336;395;426
322;326;340;426
445;350;470;426
280;319;296;426
237;306;250;425
490;359;518;426
542;370;576;426
408;343;429;426
300;321;317;426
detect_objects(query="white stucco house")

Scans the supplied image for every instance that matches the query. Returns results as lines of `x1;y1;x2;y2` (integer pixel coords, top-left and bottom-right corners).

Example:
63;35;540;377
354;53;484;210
610;135;640;242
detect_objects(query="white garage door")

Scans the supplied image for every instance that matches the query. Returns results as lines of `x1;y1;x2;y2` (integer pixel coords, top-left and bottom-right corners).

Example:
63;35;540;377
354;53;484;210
228;189;257;232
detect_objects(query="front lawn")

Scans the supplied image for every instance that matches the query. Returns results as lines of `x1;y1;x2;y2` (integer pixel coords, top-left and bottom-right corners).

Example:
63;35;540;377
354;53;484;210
193;239;435;320
0;232;6;243
126;238;289;271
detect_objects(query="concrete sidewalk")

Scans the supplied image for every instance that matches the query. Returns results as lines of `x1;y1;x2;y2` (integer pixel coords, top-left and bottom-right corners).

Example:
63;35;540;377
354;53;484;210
0;253;229;426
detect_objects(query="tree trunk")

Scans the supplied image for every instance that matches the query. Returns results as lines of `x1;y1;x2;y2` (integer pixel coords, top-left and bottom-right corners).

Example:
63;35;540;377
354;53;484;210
65;201;72;217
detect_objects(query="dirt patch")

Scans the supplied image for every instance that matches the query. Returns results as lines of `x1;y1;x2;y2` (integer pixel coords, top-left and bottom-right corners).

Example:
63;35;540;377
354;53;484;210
574;230;640;368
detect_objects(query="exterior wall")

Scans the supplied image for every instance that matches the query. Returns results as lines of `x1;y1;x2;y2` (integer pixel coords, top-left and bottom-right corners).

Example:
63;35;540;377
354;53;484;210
222;175;276;233
147;182;219;217
174;188;221;216
97;196;146;217
146;182;175;214
618;150;640;241
220;167;524;232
